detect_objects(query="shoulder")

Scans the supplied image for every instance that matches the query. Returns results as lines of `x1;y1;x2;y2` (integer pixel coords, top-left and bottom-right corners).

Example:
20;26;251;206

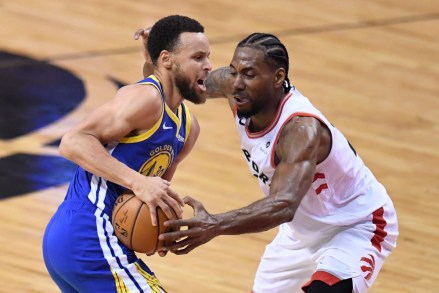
116;83;162;105
112;83;164;130
279;116;325;145
275;116;329;163
114;83;163;115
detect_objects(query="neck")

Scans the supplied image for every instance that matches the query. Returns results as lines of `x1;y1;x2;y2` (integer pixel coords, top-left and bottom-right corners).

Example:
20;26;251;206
153;70;183;113
249;90;285;132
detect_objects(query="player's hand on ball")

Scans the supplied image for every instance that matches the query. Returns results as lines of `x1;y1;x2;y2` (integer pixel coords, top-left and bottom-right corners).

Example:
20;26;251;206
133;176;184;226
159;196;219;254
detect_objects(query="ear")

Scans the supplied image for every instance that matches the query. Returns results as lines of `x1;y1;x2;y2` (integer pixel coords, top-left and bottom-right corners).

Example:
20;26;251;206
159;50;173;69
274;68;286;89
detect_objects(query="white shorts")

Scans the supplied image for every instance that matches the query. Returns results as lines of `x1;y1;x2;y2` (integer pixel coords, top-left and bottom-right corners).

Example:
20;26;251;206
252;199;398;293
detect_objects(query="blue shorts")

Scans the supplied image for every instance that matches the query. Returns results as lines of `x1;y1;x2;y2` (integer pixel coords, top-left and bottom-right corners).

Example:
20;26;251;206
43;199;166;293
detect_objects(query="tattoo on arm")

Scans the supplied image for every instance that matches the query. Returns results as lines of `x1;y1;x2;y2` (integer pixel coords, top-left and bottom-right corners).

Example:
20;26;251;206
205;66;232;99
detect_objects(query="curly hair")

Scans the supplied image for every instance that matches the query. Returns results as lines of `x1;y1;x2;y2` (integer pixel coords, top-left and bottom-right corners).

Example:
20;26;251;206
147;15;204;65
237;33;292;93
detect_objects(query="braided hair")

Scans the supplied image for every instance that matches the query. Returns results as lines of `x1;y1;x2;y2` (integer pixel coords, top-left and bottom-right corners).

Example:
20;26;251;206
237;33;292;93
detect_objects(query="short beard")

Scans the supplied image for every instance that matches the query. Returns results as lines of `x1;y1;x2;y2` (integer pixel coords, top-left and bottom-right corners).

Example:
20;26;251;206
236;109;253;119
174;66;206;105
236;99;263;119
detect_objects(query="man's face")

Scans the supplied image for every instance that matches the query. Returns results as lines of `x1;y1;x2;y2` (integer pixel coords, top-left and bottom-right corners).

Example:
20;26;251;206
229;47;278;118
172;32;211;104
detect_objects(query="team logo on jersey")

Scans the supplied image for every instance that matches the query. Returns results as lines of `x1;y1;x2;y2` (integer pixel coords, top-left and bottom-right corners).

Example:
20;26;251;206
360;254;375;281
140;145;174;177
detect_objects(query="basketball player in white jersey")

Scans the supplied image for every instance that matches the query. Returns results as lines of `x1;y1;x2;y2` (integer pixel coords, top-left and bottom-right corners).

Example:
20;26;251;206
154;33;399;293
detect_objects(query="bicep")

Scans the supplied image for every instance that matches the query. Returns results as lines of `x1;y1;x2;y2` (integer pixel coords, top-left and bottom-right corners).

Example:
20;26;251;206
69;85;161;144
269;117;323;202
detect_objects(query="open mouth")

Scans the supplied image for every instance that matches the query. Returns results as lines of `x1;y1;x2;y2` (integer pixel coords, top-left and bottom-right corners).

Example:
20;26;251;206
197;78;206;92
234;95;249;106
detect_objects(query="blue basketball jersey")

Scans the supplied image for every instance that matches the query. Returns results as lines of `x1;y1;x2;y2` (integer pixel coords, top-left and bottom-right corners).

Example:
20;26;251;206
43;75;191;292
65;75;192;215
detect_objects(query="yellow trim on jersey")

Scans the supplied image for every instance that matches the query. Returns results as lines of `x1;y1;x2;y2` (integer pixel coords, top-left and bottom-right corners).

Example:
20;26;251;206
119;78;165;144
111;268;130;293
138;75;161;88
164;103;182;138
183;103;192;143
134;263;164;292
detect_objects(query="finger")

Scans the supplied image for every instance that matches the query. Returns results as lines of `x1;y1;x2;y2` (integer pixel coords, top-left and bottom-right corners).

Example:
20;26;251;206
148;204;158;227
133;28;144;40
167;187;184;207
158;229;186;242
161;179;171;186
171;243;197;255
183;195;198;206
162;218;195;230
159;224;199;241
142;27;152;39
157;250;167;257
158;199;182;220
183;196;203;213
164;190;184;218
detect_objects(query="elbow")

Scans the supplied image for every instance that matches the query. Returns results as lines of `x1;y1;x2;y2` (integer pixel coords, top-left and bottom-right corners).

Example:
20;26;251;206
272;197;297;223
59;132;74;160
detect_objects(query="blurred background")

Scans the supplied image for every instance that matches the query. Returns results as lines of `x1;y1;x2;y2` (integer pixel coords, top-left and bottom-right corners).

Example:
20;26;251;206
0;1;438;292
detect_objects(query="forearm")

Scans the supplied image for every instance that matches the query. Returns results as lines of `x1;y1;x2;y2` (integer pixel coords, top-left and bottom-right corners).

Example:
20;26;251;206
205;66;232;99
214;195;296;235
60;132;142;190
214;161;312;236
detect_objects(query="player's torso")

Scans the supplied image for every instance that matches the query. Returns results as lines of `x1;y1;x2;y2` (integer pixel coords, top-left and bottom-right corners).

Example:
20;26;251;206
236;87;387;225
66;75;191;215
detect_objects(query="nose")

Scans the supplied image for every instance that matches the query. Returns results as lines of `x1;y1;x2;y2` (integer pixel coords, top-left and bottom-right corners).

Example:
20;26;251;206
232;74;245;91
204;58;212;72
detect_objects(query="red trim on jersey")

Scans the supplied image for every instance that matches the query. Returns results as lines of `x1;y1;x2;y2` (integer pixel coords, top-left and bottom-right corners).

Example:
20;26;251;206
371;207;387;252
313;172;325;182
270;112;327;168
315;183;328;195
301;271;342;292
245;93;293;138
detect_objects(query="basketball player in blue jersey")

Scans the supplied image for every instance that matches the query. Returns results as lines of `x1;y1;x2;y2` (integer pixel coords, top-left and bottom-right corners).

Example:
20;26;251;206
42;15;211;293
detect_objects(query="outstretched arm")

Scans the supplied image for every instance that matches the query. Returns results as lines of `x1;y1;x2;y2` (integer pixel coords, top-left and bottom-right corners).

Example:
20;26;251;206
204;67;232;99
160;116;324;254
204;66;236;111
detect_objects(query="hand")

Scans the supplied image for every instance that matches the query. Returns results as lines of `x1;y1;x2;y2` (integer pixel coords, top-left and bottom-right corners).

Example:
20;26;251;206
134;27;152;64
158;196;219;255
132;176;184;226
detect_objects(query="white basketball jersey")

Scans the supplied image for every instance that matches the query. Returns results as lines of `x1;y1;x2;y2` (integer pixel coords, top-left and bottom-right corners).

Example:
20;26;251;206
235;87;388;225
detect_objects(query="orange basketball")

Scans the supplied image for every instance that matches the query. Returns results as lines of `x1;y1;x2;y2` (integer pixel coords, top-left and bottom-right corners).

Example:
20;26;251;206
112;190;170;254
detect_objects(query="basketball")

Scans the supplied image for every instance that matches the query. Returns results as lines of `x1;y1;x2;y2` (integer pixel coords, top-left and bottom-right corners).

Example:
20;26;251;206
112;190;170;254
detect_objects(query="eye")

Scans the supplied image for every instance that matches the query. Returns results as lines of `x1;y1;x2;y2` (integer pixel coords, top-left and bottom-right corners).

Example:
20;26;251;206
245;72;255;78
